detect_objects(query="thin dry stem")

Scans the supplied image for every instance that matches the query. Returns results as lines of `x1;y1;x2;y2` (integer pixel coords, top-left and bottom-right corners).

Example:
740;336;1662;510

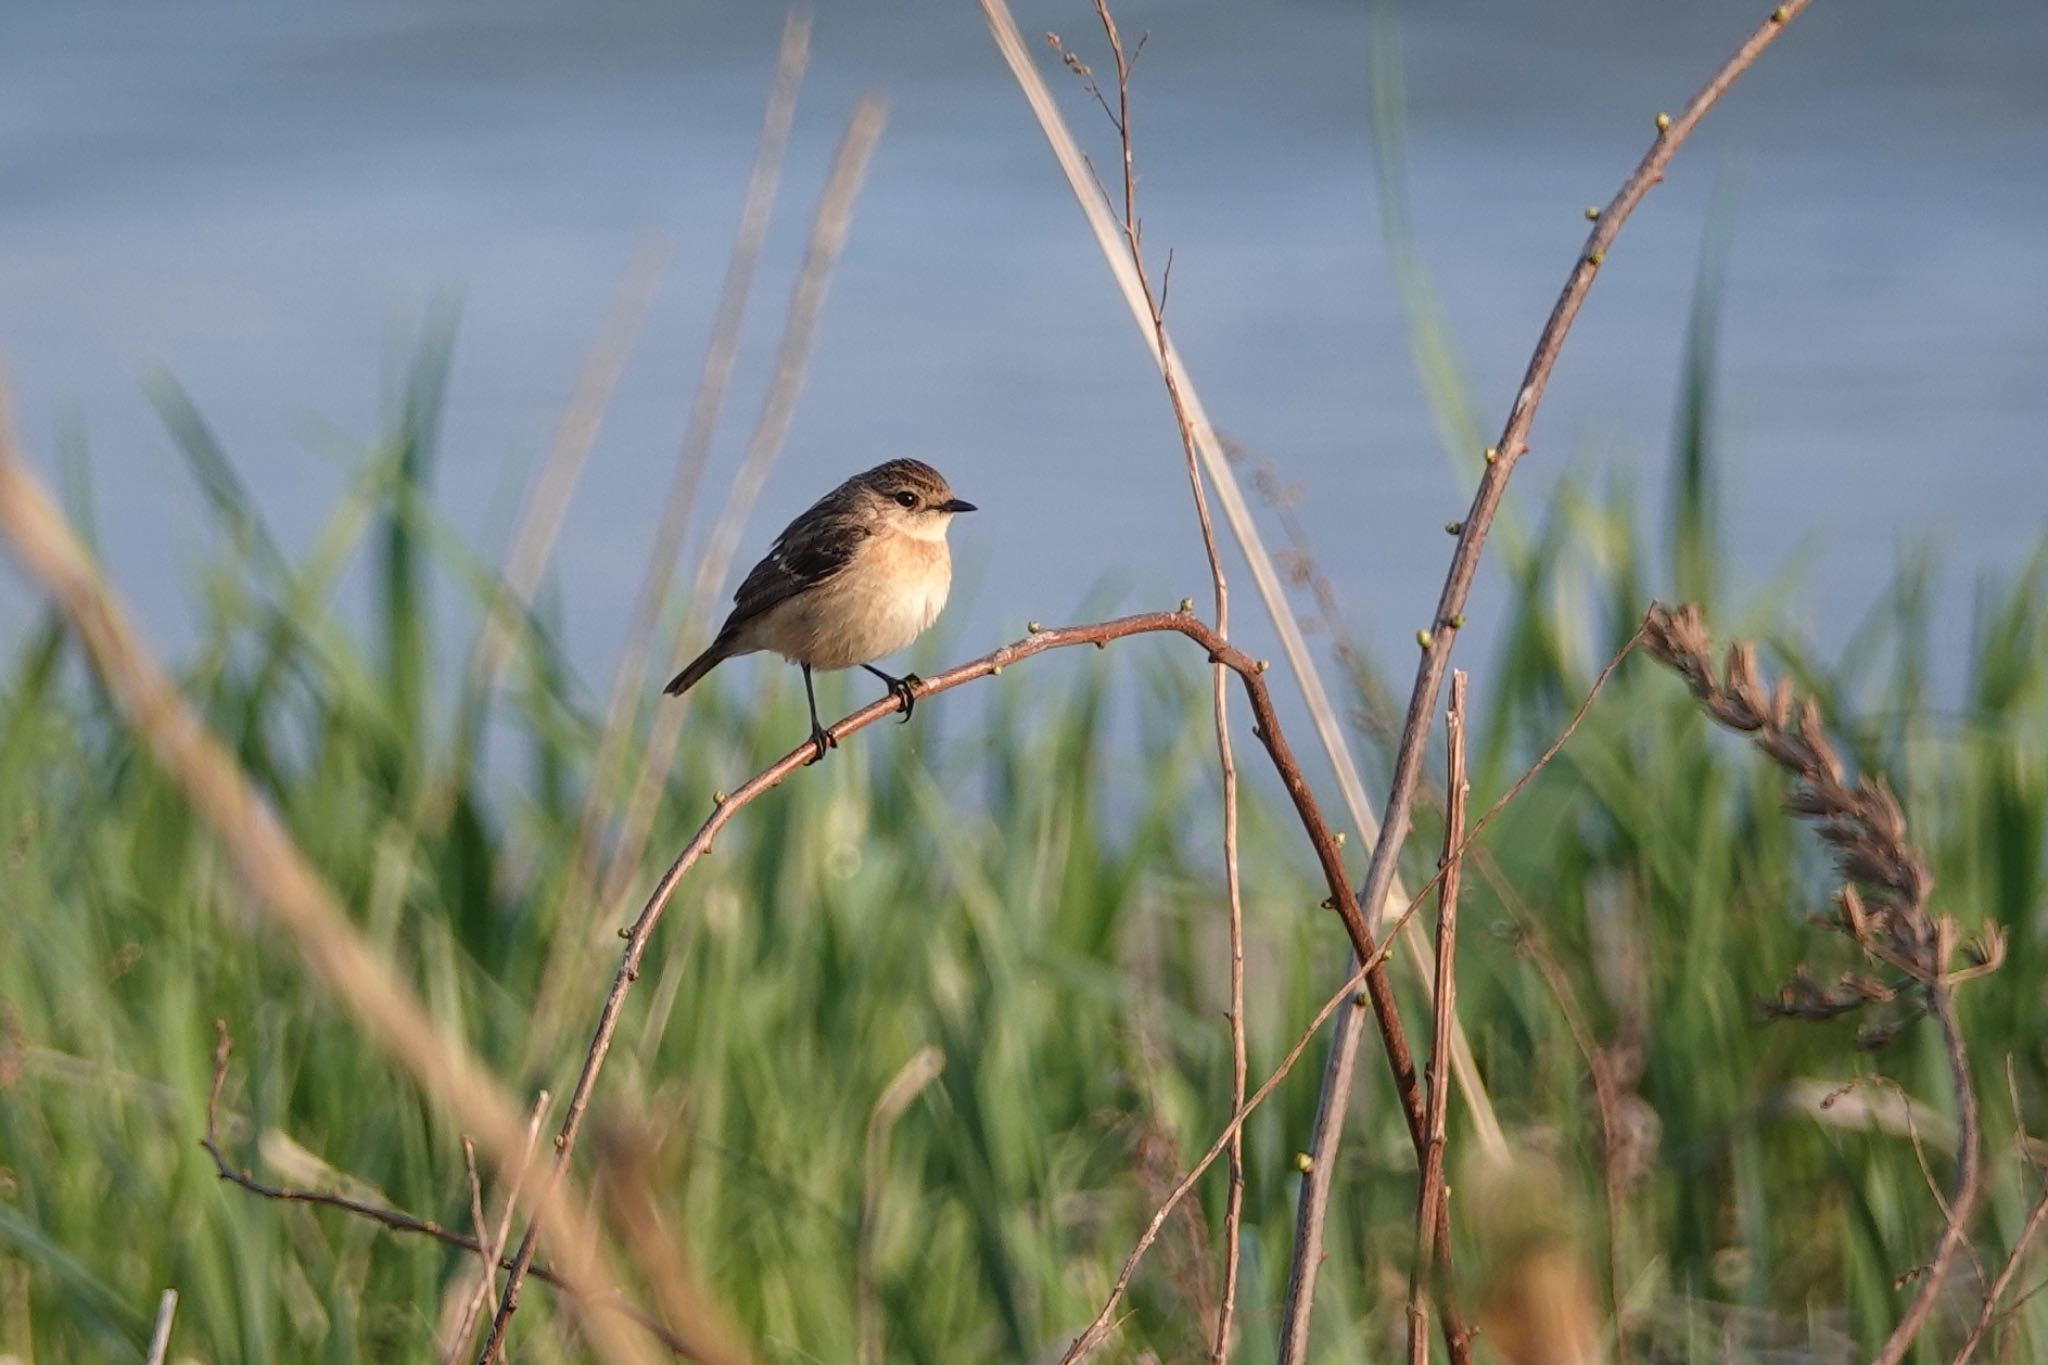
485;97;886;1359
523;12;811;1071
1953;1176;2048;1363
1408;672;1469;1365
860;1047;947;1365
445;1093;552;1361
986;0;1509;1164
1056;9;1250;1356
1278;7;1817;1356
596;95;887;912
466;238;668;705
144;1289;178;1365
0;384;668;1365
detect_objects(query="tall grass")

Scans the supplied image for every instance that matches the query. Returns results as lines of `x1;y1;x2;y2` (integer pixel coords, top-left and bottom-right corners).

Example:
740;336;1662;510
2;315;2044;1365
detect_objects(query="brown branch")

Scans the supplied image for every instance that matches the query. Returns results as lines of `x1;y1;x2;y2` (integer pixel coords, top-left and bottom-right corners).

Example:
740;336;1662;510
1408;673;1469;1365
1057;609;1642;1359
1277;5;1817;1355
493;608;1391;1365
198;1022;692;1358
1643;602;1999;1364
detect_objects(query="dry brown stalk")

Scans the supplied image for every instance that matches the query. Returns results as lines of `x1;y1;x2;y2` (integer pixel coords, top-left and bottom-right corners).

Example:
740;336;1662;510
522;11;812;1072
1047;9;1252;1357
465;237;669;707
443;1092;552;1361
1278;6;1818;1356
1408;672;1469;1365
1643;601;2004;1364
0;384;671;1365
988;0;1510;1180
859;1046;947;1365
197;1023;690;1358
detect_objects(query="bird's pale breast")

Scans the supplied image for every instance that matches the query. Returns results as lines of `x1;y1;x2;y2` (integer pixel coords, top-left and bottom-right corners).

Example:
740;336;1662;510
740;528;951;670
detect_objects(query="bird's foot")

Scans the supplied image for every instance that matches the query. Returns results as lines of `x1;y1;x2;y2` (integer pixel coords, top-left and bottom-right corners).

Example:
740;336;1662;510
806;721;838;765
888;672;923;723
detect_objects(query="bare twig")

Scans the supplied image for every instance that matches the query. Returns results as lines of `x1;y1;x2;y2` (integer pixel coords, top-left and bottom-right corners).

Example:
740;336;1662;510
1408;673;1469;1365
1052;9;1250;1357
1278;7;1817;1355
860;1046;947;1365
445;1093;552;1362
0;381;667;1365
144;1288;178;1365
198;1024;689;1357
1644;602;1999;1364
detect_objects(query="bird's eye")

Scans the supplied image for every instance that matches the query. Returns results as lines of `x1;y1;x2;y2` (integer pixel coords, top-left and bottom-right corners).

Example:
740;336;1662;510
894;490;918;509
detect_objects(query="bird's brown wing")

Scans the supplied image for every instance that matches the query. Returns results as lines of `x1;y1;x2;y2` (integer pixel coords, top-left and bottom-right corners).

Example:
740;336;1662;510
720;498;871;636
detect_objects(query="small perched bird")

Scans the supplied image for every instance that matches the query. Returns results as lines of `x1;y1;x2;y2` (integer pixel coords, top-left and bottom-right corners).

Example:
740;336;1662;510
665;458;976;760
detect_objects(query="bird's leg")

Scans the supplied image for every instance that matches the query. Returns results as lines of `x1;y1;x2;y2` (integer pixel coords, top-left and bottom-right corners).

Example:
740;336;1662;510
861;663;921;723
802;664;836;763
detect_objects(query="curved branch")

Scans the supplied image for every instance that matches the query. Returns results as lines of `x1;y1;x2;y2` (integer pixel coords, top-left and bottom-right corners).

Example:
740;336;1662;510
489;609;1408;1344
1278;4;1818;1355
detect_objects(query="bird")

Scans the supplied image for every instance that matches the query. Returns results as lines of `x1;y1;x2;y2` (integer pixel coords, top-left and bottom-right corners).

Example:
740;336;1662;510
664;458;977;761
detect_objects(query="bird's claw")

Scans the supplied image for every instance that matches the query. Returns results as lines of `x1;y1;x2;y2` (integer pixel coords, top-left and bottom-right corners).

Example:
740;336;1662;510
891;673;922;723
806;722;838;765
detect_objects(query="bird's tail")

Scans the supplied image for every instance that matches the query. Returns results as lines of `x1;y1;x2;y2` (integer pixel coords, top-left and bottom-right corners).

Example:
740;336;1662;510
664;632;735;697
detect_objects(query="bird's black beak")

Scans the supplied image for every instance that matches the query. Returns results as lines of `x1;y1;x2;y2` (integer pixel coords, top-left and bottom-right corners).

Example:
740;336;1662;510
940;497;977;513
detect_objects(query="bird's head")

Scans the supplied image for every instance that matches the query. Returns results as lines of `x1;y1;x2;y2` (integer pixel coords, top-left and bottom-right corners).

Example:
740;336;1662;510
857;458;977;541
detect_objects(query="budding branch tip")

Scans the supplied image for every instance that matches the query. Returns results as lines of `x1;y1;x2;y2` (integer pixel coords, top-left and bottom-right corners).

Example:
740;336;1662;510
1417;629;1435;650
1655;111;1672;131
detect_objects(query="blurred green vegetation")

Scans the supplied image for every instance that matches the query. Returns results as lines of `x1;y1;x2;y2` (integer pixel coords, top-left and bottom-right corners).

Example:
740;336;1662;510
1;307;2044;1365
